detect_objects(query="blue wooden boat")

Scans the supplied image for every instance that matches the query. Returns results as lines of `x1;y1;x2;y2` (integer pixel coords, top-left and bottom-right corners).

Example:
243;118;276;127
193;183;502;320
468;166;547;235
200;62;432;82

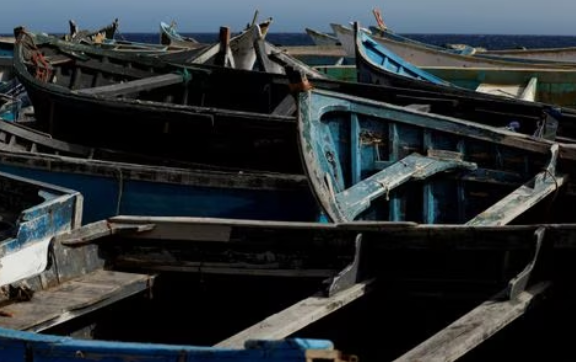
354;26;544;103
333;22;576;69
0;170;81;286
0;120;319;224
0;188;351;361
354;29;454;87
298;88;576;224
159;20;203;49
0;331;348;362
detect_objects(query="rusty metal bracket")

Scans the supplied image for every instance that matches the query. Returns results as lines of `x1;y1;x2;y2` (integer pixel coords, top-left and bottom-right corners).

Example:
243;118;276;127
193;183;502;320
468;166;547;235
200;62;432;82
506;226;545;300
324;233;363;297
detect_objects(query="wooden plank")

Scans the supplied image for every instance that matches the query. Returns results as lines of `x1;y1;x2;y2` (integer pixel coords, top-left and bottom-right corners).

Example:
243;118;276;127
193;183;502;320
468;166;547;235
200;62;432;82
75;59;153;79
335;153;476;221
75;73;183;96
0;120;92;155
0;270;154;332
214;279;375;348
392;282;549;362
466;173;566;226
271;94;297;116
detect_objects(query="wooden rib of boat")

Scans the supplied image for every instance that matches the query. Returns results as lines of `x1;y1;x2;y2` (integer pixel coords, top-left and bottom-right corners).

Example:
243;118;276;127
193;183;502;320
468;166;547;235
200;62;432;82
297;88;576;225
332;23;576;69
0;170;82;285
0;120;318;224
305;27;341;46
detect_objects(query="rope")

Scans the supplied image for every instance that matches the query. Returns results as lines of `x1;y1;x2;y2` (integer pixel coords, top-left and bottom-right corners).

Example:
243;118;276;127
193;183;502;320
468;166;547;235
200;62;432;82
114;167;124;215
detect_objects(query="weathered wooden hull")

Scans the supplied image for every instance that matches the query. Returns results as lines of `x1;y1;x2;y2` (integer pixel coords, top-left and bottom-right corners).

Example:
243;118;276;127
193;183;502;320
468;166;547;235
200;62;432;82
15;31;576;175
424;66;576;107
14;33;304;173
298;89;576;224
354;29;576;128
0;210;350;362
159;21;203;49
305;28;340;46
0;171;82;285
483;46;576;63
0;150;318;224
333;23;576;69
61;216;576;298
0;331;348;362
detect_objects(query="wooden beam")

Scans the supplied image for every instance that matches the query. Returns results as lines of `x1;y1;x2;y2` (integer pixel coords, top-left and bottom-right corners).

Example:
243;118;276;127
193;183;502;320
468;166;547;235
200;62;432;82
75;73;184;97
75;58;153;79
214;279;375;348
0;270;155;332
336;153;477;221
392;282;549;362
467;144;563;226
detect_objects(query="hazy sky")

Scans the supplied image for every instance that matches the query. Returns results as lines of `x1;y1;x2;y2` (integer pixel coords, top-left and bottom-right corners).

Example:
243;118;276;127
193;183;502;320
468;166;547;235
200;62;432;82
1;0;575;35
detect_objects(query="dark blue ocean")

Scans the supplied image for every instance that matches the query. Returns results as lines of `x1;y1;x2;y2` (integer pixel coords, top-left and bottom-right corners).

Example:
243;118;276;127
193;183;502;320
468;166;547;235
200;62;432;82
5;31;576;49
114;32;576;49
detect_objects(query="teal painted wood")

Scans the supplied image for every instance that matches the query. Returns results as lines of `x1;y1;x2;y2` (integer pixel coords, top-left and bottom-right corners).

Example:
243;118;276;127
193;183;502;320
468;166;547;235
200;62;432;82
298;89;575;224
0;171;81;285
0;328;346;362
358;30;453;86
0;151;319;224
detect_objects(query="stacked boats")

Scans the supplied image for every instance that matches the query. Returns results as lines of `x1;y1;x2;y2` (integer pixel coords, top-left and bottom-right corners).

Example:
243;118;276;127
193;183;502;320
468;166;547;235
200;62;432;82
1;12;576;361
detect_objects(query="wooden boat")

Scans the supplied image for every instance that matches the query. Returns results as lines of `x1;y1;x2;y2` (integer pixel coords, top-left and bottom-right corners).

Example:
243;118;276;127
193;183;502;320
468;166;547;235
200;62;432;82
0;195;350;361
0;170;82;285
65;18;119;44
332;23;576;69
159;20;203;49
159;18;273;71
44;214;576;356
482;46;576;64
305;27;340;46
0;120;319;224
297;88;576;224
13;29;307;173
355;27;540;102
14;28;576;173
353;24;576;115
369;8;576;65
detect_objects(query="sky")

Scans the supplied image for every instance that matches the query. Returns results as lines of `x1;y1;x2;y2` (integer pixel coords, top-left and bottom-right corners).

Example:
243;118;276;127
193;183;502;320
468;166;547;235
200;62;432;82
1;0;575;35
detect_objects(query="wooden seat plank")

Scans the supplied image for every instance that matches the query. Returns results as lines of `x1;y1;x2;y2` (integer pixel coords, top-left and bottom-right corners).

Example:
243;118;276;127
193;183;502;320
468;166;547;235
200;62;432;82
75;73;184;97
214;279;375;348
0;269;154;332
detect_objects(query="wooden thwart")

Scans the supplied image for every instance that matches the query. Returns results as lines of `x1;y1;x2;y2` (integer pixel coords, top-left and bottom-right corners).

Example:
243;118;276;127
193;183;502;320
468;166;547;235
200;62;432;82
392;282;550;362
0;269;154;332
336;153;476;221
214;278;375;348
75;73;184;97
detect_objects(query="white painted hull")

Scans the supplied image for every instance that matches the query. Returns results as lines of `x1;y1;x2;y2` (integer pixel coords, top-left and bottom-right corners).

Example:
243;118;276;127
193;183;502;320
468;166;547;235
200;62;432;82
332;23;573;69
484;47;576;63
